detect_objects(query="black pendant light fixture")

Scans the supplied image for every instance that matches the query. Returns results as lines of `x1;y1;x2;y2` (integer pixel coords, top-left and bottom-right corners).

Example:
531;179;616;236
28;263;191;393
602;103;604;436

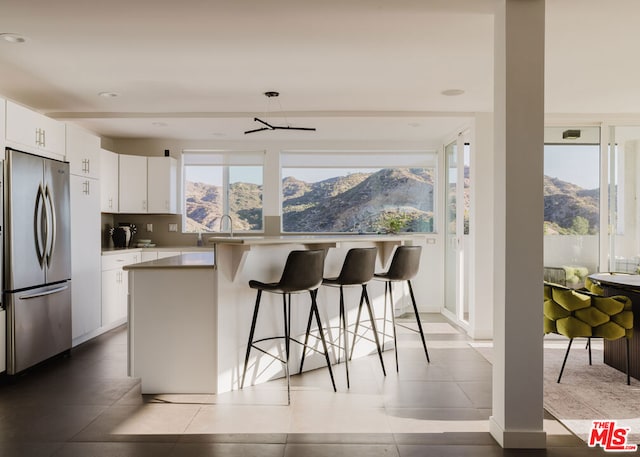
244;91;316;134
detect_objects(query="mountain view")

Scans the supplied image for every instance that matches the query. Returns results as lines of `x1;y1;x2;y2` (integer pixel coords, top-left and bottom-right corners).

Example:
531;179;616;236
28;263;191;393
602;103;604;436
544;176;599;235
184;169;598;235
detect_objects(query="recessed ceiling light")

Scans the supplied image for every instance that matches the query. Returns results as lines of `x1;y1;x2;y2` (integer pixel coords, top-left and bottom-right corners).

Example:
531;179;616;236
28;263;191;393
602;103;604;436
98;91;119;98
152;122;168;127
0;33;27;43
441;89;465;96
408;122;421;128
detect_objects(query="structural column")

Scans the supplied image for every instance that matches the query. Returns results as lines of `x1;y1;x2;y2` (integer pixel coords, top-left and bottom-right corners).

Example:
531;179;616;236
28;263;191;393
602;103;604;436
490;0;546;449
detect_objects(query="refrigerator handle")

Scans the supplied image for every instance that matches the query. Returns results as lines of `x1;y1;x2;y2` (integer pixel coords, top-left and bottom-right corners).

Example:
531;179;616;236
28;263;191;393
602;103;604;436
44;185;56;267
19;284;70;300
35;184;46;268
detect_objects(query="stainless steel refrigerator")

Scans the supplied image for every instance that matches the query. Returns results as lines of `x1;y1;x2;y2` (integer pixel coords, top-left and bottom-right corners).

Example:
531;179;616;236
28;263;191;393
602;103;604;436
3;148;72;374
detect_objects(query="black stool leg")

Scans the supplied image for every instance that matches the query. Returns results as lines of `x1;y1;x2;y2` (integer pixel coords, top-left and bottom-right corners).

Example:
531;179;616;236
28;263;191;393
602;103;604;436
363;285;386;376
388;281;399;372
299;301;315;374
349;289;365;361
408;280;430;363
558;338;573;383
311;290;337;392
241;290;262;389
283;294;291;405
339;286;350;388
587;337;592;365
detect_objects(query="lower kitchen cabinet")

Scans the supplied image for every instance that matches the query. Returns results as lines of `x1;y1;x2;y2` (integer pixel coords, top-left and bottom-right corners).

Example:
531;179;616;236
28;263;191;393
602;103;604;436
102;251;140;329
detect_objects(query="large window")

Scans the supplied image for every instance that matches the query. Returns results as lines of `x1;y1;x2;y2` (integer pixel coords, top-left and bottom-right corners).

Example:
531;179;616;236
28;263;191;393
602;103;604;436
182;151;264;233
281;151;436;233
543;127;600;286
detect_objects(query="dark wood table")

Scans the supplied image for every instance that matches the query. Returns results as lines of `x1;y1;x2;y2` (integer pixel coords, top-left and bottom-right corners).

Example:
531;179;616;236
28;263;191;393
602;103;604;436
588;273;640;381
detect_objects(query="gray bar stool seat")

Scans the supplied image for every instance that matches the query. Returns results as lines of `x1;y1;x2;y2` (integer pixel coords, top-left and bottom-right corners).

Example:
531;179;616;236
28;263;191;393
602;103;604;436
300;247;386;388
240;249;336;404
370;245;430;371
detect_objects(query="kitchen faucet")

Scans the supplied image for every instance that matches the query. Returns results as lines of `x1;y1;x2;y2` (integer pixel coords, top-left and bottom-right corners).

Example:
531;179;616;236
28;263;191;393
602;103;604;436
219;214;234;237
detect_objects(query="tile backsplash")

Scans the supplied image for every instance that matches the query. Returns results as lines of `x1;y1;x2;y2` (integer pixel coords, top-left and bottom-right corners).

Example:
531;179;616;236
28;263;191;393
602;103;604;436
102;213;198;248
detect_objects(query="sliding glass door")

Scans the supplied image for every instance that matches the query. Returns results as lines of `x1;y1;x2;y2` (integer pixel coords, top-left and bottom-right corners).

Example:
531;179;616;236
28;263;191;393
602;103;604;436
444;133;470;324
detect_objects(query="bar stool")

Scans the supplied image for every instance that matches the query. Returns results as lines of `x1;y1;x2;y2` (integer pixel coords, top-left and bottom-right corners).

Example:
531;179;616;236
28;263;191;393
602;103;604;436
370;245;430;371
300;247;386;388
240;249;336;404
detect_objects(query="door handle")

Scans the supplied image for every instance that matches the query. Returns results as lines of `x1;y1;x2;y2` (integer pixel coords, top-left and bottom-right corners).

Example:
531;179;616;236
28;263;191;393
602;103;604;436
19;284;69;300
35;184;45;268
45;185;57;267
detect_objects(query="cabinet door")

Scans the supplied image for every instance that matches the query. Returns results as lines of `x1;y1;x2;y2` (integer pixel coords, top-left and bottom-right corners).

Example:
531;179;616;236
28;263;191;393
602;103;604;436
70;176;102;340
119;155;148;213
6;101;66;157
66;124;101;179
101;269;122;327
147;157;177;213
100;149;119;212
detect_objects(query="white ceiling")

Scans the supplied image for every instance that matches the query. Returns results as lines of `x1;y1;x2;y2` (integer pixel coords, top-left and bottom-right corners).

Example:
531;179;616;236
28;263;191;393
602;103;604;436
1;0;639;142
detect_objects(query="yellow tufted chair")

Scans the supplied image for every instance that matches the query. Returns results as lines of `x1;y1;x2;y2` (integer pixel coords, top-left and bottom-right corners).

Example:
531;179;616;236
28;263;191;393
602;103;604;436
543;282;634;385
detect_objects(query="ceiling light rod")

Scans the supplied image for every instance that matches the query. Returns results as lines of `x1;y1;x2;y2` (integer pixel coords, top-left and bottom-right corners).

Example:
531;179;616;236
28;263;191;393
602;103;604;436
244;91;316;134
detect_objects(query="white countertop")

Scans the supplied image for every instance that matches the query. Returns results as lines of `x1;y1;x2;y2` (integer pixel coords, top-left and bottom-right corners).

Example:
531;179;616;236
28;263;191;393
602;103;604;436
207;234;424;246
124;252;215;270
102;246;215;255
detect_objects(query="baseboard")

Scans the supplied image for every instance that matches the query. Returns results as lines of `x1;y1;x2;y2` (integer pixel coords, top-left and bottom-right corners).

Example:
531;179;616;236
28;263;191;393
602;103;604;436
490;416;547;449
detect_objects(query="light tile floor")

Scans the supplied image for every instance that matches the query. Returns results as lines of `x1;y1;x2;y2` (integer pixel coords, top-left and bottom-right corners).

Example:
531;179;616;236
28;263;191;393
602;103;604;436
0;314;612;456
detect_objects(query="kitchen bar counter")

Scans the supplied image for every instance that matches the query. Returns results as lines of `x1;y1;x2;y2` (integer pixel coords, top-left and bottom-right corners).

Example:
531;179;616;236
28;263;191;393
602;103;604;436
127;252;217;394
124;252;214;270
127;235;428;394
208;234;423;280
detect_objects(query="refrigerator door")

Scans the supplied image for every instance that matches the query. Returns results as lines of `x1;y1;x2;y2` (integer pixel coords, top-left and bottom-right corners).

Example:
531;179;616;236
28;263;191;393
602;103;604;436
6;282;72;374
43;158;71;283
5;149;46;291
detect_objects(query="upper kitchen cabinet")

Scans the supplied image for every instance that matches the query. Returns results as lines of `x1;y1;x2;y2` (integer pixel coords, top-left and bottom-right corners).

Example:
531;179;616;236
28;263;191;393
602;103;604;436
100;149;119;213
5;100;65;158
119;154;148;213
147;156;177;213
66;124;100;179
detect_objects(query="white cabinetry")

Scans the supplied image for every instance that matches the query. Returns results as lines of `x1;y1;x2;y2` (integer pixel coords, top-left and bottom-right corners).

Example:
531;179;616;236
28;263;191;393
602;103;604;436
147;156;177;213
0;97;6;148
70;175;102;344
102;251;140;328
5;100;65;157
119;155;148;213
100;149;119;212
66;124;100;179
67;126;102;346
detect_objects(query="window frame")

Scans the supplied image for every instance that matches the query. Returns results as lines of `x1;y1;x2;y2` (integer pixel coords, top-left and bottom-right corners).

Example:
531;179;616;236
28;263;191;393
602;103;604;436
181;150;265;234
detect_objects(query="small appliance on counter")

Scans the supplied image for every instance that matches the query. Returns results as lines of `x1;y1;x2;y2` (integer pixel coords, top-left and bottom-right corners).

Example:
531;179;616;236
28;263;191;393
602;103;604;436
136;239;156;248
110;223;137;248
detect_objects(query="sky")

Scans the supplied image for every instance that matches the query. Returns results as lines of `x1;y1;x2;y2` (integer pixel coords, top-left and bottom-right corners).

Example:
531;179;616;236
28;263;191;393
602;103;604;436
186;166;383;186
543;144;600;189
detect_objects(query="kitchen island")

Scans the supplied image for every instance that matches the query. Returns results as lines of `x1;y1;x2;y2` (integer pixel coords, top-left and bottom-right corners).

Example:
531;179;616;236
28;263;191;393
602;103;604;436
127;235;425;394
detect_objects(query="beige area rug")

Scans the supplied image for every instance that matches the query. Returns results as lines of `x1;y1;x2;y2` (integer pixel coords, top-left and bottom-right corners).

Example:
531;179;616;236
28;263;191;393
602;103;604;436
470;338;640;445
